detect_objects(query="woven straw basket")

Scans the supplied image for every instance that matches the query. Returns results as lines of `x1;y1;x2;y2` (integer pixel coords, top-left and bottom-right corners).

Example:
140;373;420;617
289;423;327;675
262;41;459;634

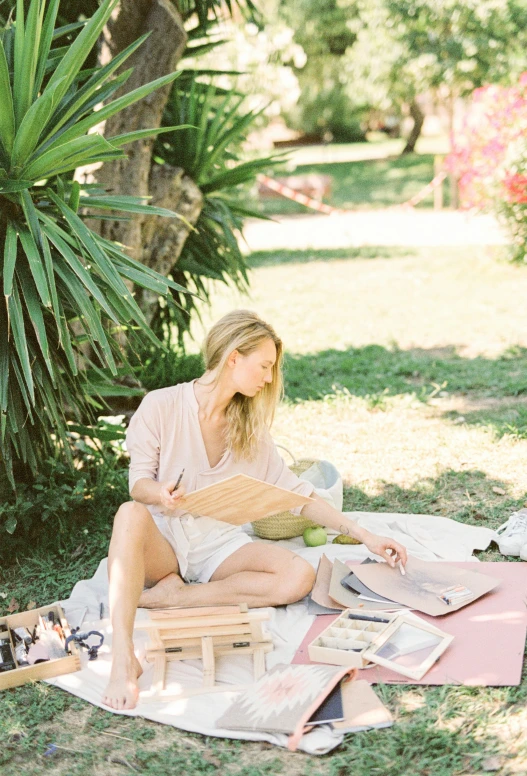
252;447;344;540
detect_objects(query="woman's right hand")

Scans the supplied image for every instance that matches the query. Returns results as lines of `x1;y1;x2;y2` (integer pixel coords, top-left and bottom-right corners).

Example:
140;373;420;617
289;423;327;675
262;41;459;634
158;481;186;512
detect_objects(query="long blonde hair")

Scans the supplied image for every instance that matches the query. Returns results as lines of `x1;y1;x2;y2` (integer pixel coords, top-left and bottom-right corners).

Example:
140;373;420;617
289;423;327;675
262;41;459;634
201;310;283;460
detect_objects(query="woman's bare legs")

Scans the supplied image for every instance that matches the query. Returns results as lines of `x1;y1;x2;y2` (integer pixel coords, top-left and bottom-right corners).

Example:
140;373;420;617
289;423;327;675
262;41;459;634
102;501;180;710
104;511;315;710
139;543;316;609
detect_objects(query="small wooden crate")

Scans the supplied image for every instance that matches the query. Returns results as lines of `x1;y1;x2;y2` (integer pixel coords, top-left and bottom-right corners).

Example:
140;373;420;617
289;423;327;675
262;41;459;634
309;611;398;669
0;604;81;691
308;610;453;680
136;603;274;697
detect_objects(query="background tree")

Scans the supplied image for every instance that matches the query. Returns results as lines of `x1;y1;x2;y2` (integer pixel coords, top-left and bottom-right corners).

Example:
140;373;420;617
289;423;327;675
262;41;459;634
278;0;366;142
340;0;527;152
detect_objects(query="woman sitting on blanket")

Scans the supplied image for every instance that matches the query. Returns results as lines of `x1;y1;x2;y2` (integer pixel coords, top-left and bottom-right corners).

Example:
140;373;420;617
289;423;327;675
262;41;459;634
103;310;408;709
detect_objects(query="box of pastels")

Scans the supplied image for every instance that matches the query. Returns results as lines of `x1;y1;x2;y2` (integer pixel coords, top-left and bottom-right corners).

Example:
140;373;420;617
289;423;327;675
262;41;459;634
0;604;80;691
308;609;453;680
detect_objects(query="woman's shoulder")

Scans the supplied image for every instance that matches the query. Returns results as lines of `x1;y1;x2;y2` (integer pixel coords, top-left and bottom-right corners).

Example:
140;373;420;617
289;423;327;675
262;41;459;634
137;382;192;413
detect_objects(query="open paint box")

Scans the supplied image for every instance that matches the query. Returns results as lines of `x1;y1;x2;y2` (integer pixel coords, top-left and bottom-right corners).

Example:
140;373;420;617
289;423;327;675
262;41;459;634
308;610;454;680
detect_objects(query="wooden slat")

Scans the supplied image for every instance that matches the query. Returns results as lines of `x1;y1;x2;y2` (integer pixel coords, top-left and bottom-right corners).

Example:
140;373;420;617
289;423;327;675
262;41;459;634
201;636;215;687
136;611;268;631
253;648;266;679
146;641;274;663
143;623;254;640
146;630;271;651
149;604;248;620
151;654;167;694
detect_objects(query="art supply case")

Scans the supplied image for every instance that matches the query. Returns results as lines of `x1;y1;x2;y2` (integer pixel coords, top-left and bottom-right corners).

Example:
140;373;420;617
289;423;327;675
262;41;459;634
0;604;80;691
308;610;453;680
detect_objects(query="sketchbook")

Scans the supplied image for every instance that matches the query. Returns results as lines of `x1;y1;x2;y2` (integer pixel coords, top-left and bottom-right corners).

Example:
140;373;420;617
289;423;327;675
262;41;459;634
179;474;314;525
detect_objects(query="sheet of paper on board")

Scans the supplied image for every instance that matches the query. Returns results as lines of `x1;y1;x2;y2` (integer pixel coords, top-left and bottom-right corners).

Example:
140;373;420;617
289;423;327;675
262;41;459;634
352;556;500;616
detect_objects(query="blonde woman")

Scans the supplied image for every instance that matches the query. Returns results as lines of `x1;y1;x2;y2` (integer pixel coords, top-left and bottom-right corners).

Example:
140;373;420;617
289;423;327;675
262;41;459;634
103;310;407;709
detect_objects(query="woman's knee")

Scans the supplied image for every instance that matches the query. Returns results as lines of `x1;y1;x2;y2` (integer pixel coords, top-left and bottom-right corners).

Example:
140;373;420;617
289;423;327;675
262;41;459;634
274;558;316;606
112;501;153;537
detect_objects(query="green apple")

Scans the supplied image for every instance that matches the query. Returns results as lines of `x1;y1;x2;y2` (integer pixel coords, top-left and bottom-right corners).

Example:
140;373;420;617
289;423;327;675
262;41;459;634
303;526;327;547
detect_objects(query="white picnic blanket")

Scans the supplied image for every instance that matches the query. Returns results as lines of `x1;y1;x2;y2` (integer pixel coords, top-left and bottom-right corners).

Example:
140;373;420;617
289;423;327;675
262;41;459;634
50;513;495;755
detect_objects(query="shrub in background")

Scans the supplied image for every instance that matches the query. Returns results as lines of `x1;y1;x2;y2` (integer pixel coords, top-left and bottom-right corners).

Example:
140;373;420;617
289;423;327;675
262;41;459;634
0;429;129;563
448;74;527;262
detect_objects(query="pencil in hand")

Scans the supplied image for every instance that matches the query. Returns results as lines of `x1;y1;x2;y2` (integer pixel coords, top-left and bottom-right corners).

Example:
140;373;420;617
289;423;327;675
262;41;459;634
170;469;185;496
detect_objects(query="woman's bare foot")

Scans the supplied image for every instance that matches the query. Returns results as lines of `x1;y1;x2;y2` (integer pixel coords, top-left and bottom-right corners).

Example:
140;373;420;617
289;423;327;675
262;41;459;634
102;651;143;710
138;572;186;608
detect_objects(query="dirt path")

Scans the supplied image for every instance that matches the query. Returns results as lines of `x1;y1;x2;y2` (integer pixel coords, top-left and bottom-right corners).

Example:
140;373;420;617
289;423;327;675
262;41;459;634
243;209;508;251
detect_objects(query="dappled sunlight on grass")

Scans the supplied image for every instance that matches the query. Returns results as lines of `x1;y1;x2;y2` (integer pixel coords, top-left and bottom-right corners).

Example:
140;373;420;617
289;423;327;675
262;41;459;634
283;343;527;403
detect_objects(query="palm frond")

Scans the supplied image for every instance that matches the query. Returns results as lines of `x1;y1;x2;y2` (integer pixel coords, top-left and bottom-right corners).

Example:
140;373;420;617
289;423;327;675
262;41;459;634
0;0;190;488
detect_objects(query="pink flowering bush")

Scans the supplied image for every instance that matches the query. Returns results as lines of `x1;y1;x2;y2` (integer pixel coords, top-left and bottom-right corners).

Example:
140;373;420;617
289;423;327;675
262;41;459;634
448;74;527;262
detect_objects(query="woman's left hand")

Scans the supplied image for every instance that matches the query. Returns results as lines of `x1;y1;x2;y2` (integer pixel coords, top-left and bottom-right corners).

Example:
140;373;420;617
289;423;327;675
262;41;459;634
363;534;408;568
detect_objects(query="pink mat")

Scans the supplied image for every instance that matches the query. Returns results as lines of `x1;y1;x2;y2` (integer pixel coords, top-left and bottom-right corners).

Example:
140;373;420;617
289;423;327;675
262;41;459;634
293;562;527;686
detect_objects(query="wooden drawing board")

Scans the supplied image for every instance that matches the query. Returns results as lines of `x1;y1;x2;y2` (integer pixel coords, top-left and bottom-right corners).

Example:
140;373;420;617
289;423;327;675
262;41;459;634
179;474;313;524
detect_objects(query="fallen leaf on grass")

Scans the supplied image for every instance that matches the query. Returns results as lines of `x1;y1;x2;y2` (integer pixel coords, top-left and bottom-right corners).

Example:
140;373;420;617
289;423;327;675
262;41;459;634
26;601;37;610
482;756;503;772
71;544;85;560
492;487;506;495
7;598;19;613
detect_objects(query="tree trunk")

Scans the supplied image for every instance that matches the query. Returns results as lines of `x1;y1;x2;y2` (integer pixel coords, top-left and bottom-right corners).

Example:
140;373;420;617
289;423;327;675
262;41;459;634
137;165;203;323
92;0;202;279
401;99;425;155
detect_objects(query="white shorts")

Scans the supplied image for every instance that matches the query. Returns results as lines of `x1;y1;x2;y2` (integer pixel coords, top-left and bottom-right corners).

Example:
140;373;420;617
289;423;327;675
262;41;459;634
152;512;252;583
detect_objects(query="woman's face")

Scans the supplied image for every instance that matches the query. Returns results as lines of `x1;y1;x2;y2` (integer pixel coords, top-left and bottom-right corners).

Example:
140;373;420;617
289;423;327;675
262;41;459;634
230;338;277;397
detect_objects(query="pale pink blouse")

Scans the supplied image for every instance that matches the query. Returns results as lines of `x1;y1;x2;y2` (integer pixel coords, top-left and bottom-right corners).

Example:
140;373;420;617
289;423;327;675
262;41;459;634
126;381;314;568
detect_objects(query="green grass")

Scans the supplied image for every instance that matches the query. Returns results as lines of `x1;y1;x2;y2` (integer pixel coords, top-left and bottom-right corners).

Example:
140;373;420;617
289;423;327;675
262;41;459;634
257;153;449;216
283;344;527;403
2;231;527;771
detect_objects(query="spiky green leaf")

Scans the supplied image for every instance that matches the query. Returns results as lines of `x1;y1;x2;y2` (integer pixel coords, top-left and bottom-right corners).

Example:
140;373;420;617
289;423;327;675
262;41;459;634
22;133;123;180
8;280;34;401
13;0;44;128
43;71;182;152
0;40;15;155
33;0;60;97
18;226;51;308
45;0;119;110
108;124;195;148
40;34;149;145
17;263;54;381
11;76;66;167
3;223;17;298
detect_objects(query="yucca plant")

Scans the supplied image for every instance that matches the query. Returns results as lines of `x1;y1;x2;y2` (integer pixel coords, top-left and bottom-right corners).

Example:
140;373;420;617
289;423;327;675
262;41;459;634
0;0;191;492
149;75;278;344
